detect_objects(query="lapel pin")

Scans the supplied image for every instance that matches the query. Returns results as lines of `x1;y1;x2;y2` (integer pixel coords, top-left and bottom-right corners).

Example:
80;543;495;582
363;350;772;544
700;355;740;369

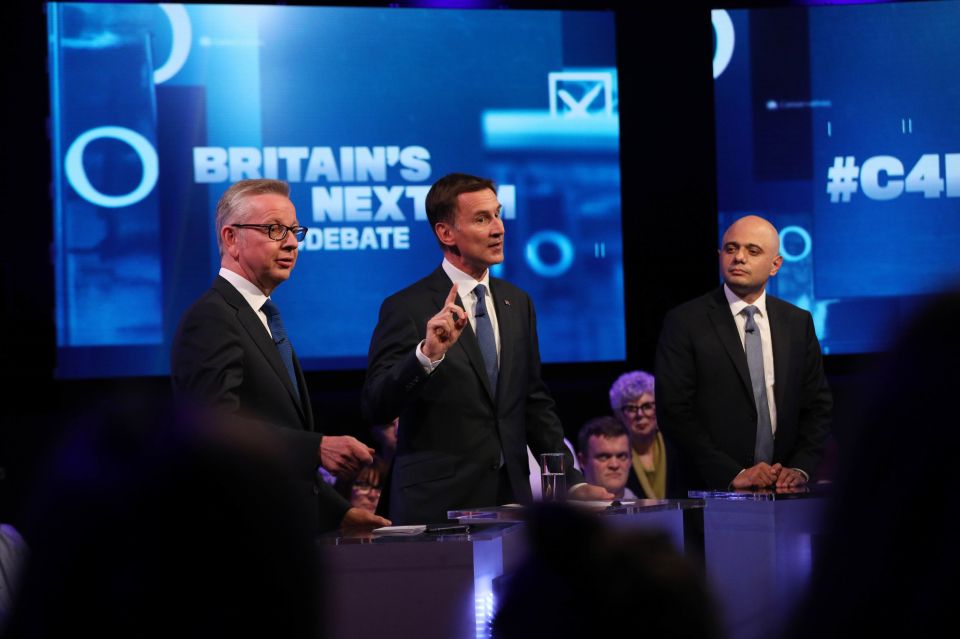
504;299;511;306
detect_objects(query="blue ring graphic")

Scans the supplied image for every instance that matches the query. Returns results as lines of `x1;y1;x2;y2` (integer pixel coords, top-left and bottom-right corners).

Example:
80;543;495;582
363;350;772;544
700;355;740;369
525;231;575;277
779;225;812;262
64;126;159;208
712;10;735;80
155;4;192;84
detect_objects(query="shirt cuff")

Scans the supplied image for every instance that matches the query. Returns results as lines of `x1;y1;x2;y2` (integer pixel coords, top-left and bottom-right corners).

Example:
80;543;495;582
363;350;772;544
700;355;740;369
415;340;444;374
568;482;587;494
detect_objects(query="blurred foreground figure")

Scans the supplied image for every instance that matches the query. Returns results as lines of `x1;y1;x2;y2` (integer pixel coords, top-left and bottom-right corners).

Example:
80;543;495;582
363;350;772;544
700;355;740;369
5;403;322;639
784;291;960;638
493;504;720;639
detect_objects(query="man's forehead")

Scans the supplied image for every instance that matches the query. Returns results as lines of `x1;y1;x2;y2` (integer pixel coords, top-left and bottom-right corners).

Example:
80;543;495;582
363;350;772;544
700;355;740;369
723;224;777;248
243;194;296;219
590;434;630;452
456;189;500;212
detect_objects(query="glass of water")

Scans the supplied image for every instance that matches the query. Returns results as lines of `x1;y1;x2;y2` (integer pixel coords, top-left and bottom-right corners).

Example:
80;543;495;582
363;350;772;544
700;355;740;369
540;453;566;501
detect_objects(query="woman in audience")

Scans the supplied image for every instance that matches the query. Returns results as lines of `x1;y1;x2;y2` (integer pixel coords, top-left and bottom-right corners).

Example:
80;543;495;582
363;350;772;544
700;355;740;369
609;370;668;498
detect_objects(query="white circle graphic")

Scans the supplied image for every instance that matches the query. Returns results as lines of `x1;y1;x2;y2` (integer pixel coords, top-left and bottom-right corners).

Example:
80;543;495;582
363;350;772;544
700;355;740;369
154;4;192;84
525;231;575;278
64;126;159;208
712;10;735;80
780;225;812;262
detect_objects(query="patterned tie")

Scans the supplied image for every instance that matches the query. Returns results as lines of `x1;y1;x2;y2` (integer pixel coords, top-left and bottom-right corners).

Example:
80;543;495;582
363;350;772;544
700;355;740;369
743;305;774;464
260;299;301;405
473;284;499;393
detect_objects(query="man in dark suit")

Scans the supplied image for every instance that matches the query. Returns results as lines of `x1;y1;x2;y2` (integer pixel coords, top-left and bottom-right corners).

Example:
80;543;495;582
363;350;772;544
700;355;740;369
172;179;389;532
655;215;832;491
362;173;610;524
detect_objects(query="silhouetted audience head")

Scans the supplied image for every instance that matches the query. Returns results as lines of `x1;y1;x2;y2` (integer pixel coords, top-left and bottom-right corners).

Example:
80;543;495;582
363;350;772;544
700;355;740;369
493;504;719;639
5;401;322;639
784;290;960;638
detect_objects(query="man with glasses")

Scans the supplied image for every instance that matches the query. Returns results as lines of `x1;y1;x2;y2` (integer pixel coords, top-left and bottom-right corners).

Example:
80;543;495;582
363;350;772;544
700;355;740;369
608;370;667;499
172;179;389;532
655;215;832;491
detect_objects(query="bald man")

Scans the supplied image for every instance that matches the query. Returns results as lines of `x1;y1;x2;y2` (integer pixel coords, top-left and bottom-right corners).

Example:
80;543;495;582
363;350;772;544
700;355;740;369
655;215;832;491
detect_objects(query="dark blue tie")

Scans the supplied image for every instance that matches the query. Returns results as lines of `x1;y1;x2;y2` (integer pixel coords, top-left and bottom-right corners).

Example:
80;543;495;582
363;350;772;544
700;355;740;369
473;284;499;393
261;299;301;404
743;305;774;464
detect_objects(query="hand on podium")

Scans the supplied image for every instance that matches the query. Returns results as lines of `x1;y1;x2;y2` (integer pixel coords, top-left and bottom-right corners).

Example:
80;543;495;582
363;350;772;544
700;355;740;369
568;483;615;501
731;462;782;489
775;467;807;488
341;507;391;530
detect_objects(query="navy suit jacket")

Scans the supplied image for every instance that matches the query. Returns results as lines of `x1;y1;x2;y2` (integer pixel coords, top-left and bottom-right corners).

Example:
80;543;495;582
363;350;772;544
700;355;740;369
171;275;349;532
655;287;832;491
362;266;582;524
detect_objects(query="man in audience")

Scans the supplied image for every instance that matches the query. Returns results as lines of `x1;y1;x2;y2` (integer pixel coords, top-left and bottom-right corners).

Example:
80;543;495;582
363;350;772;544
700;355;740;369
577;417;637;501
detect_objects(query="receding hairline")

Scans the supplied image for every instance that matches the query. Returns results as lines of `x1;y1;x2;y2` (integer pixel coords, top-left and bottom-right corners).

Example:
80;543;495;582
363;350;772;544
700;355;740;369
215;179;291;254
722;215;781;254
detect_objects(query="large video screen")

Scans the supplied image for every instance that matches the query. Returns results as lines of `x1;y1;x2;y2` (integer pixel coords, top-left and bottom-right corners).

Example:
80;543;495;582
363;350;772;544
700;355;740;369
712;1;960;354
48;2;623;378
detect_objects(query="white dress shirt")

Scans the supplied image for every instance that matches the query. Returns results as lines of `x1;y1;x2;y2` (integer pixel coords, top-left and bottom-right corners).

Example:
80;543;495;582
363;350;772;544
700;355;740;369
724;284;777;434
416;259;501;372
219;267;275;338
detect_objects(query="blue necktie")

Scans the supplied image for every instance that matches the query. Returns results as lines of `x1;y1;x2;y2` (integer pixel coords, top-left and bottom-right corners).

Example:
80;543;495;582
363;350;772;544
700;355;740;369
473;284;499;393
261;299;301;405
743;305;774;464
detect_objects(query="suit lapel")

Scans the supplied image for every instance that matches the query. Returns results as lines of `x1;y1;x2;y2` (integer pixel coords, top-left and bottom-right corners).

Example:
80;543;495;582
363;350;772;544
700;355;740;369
767;298;789;414
426;267;496;403
707;288;754;401
213;277;306;420
490;278;513;404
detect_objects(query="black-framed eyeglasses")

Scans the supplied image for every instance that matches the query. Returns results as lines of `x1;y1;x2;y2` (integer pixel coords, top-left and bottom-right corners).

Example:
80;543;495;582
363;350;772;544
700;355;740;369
232;223;308;242
620;402;655;417
352;482;383;495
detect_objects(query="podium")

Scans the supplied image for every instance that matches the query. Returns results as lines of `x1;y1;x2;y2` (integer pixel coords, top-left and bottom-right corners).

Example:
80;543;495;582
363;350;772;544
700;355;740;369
448;499;699;552
694;490;828;639
318;522;525;639
318;499;702;639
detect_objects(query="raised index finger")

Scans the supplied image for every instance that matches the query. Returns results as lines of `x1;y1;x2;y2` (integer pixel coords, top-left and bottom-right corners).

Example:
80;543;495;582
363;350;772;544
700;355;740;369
444;282;459;306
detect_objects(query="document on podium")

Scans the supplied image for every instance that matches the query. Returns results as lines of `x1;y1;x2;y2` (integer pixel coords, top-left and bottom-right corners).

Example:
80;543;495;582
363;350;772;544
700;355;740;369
371;525;427;536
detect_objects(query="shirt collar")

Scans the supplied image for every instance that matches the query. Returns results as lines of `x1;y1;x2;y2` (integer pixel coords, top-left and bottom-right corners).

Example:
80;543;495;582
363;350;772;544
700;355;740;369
219;267;271;313
442;258;490;298
724;283;768;319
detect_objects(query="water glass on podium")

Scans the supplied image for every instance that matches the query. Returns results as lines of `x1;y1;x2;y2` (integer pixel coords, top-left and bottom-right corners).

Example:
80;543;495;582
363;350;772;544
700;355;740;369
540;453;566;501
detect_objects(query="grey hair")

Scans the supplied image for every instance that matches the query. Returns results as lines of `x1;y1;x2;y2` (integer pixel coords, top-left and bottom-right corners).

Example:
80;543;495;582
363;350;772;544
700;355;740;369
608;370;655;412
215;179;291;255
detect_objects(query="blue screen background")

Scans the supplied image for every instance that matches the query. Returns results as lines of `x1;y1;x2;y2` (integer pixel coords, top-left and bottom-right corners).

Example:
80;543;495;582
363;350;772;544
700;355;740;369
713;2;960;354
48;3;624;377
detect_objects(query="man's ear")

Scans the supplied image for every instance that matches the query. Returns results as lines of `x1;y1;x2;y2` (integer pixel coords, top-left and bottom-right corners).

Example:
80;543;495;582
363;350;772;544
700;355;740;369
433;222;457;249
769;254;783;277
434;222;456;248
222;225;240;258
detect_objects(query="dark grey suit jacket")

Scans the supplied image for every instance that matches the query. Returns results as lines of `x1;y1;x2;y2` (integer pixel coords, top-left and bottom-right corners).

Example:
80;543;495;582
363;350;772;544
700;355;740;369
655;287;832;491
362;266;582;524
171;275;349;532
